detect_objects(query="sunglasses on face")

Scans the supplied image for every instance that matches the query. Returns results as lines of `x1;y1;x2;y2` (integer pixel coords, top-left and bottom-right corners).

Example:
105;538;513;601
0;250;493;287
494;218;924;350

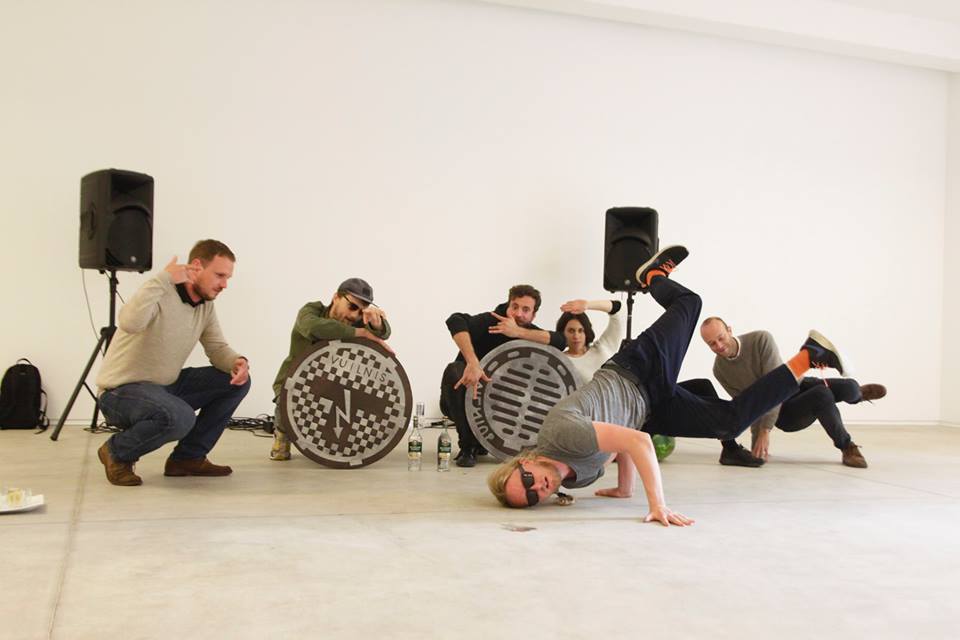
518;463;539;506
342;296;365;313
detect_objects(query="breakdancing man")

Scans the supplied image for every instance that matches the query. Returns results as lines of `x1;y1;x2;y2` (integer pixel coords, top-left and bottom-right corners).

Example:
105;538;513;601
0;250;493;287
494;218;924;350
488;246;846;526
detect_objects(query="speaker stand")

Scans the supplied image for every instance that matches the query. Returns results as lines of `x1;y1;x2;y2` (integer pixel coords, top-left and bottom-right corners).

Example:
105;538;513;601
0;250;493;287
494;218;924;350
50;270;119;441
625;291;636;341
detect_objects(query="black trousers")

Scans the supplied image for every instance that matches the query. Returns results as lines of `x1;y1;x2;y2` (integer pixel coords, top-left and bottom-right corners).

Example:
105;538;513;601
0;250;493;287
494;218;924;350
720;374;861;450
774;377;860;449
439;360;479;452
609;277;800;441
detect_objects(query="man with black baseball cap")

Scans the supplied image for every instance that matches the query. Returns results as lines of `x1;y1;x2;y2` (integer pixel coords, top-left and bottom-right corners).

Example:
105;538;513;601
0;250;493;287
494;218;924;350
269;278;392;460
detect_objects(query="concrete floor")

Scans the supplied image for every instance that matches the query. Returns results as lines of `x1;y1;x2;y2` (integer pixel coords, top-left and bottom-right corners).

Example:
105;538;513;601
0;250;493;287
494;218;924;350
1;424;958;640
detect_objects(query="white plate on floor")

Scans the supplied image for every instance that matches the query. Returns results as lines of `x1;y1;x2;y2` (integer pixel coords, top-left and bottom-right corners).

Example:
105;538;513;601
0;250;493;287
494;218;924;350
0;494;45;514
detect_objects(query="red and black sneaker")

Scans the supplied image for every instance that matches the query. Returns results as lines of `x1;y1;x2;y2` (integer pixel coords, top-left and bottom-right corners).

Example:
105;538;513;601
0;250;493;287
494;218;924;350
635;245;689;292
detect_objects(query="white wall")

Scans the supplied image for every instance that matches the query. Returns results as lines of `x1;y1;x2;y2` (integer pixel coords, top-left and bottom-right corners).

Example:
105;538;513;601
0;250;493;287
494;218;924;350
943;73;960;425
481;0;960;71
0;0;947;428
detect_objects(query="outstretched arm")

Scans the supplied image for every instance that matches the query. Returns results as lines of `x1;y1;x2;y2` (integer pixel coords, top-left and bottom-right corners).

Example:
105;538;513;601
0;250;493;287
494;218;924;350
451;331;491;400
593;422;694;527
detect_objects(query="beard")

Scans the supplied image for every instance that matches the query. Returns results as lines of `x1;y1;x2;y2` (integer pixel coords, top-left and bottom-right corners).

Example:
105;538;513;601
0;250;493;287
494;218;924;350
196;285;220;301
537;460;563;494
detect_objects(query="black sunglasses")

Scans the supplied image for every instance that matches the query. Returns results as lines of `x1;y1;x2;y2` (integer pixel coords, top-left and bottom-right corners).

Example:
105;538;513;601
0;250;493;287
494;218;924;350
341;294;365;313
518;462;539;506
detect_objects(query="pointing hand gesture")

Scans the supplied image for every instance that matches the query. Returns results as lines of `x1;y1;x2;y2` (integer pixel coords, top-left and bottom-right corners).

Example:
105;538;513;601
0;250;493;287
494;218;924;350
165;256;201;285
488;312;522;338
454;362;491;400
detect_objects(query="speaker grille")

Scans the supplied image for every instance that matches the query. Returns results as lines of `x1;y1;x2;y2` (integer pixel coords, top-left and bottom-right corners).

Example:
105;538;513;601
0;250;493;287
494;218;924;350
106;205;152;268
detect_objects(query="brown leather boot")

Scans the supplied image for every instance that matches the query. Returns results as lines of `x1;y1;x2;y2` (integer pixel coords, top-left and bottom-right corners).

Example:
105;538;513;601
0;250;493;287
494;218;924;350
860;384;887;402
164;457;233;477
97;442;143;486
841;443;868;468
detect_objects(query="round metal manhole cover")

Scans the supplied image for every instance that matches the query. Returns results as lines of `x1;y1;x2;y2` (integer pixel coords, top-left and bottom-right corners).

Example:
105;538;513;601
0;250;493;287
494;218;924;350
278;338;412;468
466;341;581;460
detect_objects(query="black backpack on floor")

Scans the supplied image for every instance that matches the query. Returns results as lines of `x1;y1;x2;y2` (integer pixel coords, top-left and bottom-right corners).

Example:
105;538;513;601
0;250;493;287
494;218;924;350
0;359;49;431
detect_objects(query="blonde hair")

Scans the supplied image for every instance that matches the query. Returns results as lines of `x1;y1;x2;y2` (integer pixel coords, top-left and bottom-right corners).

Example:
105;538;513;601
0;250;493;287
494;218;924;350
487;450;541;508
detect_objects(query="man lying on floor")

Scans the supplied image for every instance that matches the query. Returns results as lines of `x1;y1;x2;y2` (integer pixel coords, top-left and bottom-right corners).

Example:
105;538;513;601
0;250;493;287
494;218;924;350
487;245;846;526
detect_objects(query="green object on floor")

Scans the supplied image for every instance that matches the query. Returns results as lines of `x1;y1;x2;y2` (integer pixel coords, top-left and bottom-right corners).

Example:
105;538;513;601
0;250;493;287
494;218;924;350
652;435;675;461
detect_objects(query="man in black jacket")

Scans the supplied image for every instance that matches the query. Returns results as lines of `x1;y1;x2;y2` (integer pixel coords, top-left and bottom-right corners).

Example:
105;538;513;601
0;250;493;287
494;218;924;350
441;284;566;467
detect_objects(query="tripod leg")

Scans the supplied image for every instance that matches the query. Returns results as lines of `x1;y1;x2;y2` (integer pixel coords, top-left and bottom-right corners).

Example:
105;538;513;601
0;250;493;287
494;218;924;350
50;331;109;441
89;385;102;430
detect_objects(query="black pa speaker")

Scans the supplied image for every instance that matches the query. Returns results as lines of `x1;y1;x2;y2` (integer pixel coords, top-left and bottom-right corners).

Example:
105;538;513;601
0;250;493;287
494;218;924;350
603;207;659;292
79;169;153;272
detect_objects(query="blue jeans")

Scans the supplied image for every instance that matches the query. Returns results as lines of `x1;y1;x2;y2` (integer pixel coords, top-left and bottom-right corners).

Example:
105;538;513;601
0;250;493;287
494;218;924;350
610;277;799;440
99;367;251;463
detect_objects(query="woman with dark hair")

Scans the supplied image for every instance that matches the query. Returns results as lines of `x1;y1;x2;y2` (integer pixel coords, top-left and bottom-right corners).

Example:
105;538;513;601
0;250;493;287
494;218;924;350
556;299;625;383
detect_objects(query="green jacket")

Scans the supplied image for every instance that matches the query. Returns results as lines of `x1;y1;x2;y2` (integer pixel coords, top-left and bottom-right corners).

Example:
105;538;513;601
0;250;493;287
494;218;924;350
271;300;392;397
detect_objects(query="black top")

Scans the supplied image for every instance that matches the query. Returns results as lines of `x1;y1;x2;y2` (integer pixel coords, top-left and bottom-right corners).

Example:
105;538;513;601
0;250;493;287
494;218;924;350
445;302;566;362
175;283;205;307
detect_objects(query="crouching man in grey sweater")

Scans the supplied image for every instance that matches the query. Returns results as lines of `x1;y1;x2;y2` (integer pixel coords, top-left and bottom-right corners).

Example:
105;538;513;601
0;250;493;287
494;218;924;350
95;239;251;486
701;319;884;468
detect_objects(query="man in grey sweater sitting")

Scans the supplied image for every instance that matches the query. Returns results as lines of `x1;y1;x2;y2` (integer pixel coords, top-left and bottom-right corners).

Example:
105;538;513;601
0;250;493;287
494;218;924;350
95;239;251;486
700;318;885;468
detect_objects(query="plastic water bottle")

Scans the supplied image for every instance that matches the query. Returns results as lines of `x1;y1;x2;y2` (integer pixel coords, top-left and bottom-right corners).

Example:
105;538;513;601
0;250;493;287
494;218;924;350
407;402;424;471
437;422;452;472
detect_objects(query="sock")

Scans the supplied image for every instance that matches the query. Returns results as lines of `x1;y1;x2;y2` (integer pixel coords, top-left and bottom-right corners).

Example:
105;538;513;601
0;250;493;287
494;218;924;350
644;268;666;287
787;350;810;379
721;440;739;451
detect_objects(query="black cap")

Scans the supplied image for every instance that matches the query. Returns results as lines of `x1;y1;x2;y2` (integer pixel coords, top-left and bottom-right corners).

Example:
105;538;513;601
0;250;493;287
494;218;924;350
338;278;374;305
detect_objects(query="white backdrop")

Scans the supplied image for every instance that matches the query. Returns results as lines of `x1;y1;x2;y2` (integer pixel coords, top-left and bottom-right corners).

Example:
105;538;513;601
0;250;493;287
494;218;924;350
943;72;960;426
0;0;948;428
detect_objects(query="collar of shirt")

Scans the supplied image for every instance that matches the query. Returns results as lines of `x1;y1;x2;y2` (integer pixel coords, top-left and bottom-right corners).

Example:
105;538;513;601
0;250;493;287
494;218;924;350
176;283;205;308
726;335;743;361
